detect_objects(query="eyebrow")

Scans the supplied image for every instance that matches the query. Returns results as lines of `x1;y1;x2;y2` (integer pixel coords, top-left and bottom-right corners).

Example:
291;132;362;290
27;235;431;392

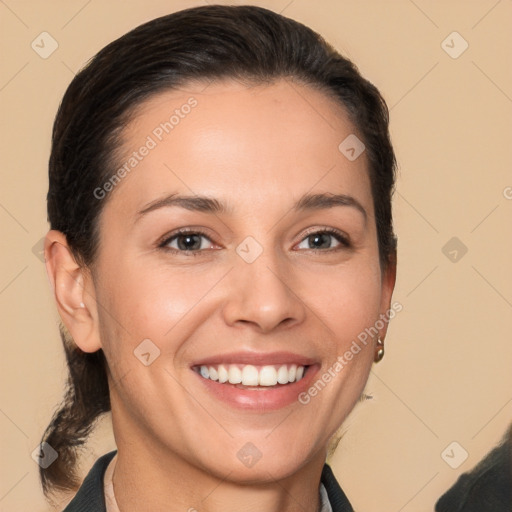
136;192;367;222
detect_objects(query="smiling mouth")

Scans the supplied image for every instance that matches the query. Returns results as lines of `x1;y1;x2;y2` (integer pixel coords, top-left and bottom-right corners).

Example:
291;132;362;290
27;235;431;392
193;363;308;387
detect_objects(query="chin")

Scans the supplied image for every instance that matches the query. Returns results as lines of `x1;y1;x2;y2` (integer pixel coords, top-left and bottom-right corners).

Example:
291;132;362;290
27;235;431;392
195;439;322;485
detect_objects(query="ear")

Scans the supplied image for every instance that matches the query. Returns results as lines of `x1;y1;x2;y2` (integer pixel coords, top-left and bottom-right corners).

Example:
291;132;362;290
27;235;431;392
378;255;397;342
44;230;102;353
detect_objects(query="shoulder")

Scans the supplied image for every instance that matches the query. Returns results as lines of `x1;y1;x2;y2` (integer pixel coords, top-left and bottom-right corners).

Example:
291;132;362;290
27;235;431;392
321;463;355;512
435;425;512;512
62;451;117;512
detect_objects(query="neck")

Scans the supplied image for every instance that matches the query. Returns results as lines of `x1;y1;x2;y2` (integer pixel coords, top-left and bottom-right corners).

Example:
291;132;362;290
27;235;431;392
112;430;326;512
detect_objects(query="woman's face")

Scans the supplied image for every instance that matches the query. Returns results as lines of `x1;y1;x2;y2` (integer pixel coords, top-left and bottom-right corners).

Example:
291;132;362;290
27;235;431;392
86;79;395;481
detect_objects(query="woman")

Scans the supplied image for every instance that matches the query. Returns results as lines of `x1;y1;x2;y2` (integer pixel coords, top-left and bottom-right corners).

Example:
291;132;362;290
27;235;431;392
41;5;397;511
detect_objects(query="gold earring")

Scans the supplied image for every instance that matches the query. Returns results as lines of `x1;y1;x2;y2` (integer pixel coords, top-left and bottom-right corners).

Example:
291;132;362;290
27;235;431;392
374;338;384;363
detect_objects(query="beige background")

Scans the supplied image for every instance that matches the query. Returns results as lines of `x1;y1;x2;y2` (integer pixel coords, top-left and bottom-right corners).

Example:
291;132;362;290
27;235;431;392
1;0;511;510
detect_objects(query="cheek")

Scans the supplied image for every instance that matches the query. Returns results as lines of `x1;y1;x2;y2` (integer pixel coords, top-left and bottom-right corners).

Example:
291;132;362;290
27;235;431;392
292;264;382;445
308;259;383;342
94;259;225;365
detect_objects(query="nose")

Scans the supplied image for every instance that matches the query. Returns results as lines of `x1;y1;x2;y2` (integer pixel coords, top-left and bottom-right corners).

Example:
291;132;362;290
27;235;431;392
221;249;306;333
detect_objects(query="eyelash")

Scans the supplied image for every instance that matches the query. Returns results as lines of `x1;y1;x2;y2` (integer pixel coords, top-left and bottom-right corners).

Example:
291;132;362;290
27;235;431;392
158;227;351;256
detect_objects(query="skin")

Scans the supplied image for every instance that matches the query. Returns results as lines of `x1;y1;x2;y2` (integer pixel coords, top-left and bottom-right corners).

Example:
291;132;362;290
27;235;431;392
45;79;396;512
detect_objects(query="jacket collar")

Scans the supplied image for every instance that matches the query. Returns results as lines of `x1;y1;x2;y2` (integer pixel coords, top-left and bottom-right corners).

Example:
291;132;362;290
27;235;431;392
63;451;354;512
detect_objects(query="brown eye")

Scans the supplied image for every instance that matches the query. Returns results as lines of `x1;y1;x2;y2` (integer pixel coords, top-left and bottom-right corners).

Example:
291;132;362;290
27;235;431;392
174;233;204;251
160;230;215;253
306;232;333;249
296;229;350;251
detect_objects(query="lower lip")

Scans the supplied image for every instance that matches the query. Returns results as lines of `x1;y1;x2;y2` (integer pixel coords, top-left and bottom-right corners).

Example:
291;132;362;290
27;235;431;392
193;365;320;411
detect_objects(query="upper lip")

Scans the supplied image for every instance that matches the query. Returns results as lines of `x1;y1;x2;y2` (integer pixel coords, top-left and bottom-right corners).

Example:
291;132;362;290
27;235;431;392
191;351;317;367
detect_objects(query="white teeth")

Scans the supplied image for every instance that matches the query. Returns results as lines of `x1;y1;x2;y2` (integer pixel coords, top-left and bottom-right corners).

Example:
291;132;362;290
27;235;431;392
228;365;242;384
198;363;306;386
208;366;218;380
277;365;289;384
218;364;229;383
241;365;259;386
259;366;278;386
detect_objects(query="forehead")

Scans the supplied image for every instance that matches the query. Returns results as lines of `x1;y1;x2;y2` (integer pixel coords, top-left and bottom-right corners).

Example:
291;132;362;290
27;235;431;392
108;79;372;217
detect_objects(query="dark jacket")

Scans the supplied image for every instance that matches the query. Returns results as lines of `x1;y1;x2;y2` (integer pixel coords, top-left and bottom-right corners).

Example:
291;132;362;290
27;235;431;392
63;451;354;512
435;424;512;512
